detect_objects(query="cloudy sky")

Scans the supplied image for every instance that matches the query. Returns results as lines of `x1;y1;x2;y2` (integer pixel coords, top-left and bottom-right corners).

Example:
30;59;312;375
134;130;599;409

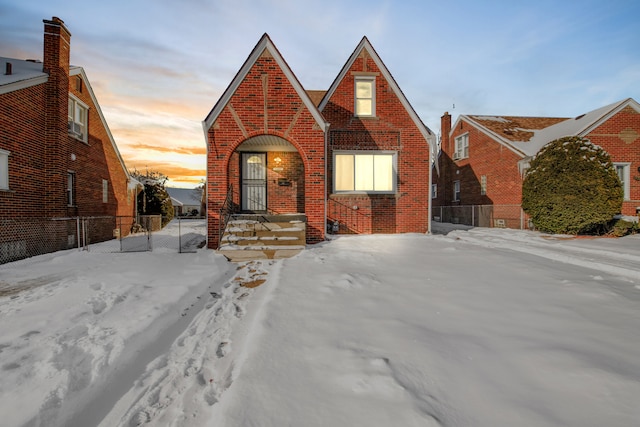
1;0;639;188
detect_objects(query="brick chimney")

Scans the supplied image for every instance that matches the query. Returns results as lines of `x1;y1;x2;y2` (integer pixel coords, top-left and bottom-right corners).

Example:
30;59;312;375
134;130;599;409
441;111;451;152
43;17;72;216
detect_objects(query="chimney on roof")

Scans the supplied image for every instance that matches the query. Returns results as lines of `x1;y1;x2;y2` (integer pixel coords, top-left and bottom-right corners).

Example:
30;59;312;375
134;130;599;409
441;111;452;151
5;62;11;75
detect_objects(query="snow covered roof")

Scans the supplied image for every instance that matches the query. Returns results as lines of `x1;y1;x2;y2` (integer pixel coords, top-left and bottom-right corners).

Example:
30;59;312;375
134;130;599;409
0;57;48;94
166;187;202;206
459;98;640;157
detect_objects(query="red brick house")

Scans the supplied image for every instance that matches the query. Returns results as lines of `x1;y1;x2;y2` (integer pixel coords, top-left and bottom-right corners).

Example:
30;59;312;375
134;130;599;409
434;98;640;227
0;17;136;260
204;34;436;248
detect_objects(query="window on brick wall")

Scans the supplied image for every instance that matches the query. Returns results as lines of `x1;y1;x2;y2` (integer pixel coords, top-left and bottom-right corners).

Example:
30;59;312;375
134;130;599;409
453;180;460;201
68;95;88;142
614;163;630;200
431;183;437;199
480;175;487;195
102;179;108;203
454;134;469;160
334;151;396;193
0;148;9;190
354;76;375;117
67;171;76;206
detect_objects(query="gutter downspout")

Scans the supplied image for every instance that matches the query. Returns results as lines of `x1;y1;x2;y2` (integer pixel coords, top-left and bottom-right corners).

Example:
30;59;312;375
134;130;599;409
427;134;437;235
324;122;330;240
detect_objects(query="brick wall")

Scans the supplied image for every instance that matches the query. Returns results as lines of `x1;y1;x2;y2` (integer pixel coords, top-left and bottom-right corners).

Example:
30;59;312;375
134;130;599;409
435;116;524;208
323;49;431;234
0;17;132;224
585;106;640;216
206;50;326;248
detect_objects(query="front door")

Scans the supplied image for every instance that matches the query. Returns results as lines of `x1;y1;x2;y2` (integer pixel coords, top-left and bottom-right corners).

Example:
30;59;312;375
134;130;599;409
241;153;267;212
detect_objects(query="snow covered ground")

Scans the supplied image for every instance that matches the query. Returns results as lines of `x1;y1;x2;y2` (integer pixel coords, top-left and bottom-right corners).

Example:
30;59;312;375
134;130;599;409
1;220;640;427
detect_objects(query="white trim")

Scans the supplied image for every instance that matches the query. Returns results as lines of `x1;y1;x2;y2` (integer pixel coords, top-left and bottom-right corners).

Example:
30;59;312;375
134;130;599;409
453;180;460;202
319;37;435;153
455;115;527;158
202;34;329;134
614;162;631;200
333;150;397;194
0;148;9;190
69;67;131;180
354;76;376;117
0;75;48;95
453;132;469;160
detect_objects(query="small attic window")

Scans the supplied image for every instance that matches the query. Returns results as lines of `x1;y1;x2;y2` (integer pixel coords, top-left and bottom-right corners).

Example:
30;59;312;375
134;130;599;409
75;76;83;93
354;76;375;117
574;113;585;120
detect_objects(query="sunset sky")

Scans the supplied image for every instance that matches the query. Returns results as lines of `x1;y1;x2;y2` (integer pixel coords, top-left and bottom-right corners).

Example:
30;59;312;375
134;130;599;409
1;0;639;188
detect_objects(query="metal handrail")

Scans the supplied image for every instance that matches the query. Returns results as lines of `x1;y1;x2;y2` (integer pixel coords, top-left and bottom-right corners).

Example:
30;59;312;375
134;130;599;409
219;185;236;246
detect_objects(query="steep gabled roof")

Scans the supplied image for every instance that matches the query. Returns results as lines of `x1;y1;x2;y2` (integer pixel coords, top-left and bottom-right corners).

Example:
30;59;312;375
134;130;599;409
69;66;131;179
318;36;436;151
202;34;329;134
456;98;640;158
458;115;567;157
523;98;640;156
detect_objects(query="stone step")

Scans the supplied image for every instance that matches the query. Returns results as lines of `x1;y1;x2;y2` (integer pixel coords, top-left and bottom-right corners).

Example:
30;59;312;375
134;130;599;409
217;214;307;261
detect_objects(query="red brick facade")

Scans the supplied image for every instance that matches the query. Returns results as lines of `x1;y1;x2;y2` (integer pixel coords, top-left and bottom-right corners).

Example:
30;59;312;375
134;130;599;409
434;100;640;225
0;18;134;229
205;35;435;248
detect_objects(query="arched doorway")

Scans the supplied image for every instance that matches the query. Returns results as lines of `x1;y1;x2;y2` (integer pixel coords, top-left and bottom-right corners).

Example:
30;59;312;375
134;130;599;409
232;135;305;215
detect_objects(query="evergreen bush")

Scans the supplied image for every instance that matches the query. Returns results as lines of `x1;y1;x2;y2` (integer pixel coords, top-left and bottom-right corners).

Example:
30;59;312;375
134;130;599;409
522;136;623;234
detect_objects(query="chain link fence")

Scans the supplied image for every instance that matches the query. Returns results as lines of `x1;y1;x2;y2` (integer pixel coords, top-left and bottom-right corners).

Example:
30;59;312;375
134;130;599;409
0;216;206;266
432;205;532;230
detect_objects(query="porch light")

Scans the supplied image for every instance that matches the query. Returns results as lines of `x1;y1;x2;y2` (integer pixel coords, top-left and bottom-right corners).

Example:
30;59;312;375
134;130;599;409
274;157;282;164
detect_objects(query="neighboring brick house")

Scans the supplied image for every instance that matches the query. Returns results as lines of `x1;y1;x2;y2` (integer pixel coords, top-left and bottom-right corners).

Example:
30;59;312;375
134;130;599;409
0;17;136;260
434;98;640;228
203;34;436;248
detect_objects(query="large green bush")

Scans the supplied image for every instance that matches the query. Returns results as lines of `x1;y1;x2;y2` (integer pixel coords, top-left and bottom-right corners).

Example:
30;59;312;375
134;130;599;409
522;136;623;234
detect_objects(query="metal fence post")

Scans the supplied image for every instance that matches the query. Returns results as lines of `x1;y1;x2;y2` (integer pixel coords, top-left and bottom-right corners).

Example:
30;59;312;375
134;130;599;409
178;216;182;254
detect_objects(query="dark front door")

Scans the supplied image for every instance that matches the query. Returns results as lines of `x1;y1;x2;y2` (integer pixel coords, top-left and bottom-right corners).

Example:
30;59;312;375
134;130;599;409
241;153;267;212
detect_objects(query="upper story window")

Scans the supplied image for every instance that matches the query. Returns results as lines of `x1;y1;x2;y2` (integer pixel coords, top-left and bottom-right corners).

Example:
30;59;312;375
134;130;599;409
0;148;9;190
454;133;469;160
334;151;396;193
614;163;631;200
68;95;88;142
354;77;375;117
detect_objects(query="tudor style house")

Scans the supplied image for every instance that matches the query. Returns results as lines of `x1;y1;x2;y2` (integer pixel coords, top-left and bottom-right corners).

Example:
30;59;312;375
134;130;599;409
204;34;436;249
434;98;640;228
0;17;136;261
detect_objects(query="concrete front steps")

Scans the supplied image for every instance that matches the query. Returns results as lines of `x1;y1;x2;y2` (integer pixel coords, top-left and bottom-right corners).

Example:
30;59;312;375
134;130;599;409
217;214;306;262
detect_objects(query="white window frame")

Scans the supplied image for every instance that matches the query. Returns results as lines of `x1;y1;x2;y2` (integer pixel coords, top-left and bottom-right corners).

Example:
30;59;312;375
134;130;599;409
68;94;88;142
354;76;375;117
102;179;108;203
454;133;469;160
431;183;437;199
0;148;9;190
480;175;487;195
67;171;76;206
333;151;397;194
614;163;631;200
453;180;461;201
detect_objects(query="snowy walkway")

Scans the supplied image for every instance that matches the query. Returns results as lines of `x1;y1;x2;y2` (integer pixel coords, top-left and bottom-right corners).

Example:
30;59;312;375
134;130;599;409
1;225;640;426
